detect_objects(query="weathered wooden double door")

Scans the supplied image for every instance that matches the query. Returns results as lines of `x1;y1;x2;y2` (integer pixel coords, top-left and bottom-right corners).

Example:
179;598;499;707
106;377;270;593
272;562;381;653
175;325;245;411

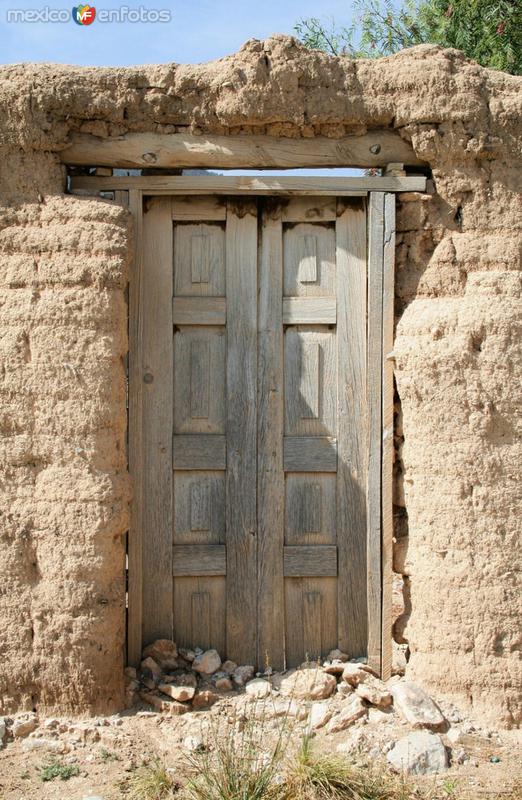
136;190;386;671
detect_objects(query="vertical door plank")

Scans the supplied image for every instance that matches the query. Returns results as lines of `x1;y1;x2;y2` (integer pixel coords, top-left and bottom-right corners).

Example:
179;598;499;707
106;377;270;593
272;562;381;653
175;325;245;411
257;201;285;670
141;197;174;645
225;199;258;664
367;192;385;674
127;189;143;665
336;200;368;657
381;193;396;680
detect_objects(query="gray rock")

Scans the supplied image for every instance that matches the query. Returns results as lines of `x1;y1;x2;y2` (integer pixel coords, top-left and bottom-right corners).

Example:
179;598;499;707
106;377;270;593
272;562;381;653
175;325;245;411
192;649;221;675
0;718;6;747
387;731;448;775
391;681;446;730
233;665;255;686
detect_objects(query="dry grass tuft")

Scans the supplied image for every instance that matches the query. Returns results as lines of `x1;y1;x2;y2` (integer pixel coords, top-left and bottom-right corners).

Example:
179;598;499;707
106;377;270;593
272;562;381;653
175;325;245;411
279;736;412;800
127;759;178;800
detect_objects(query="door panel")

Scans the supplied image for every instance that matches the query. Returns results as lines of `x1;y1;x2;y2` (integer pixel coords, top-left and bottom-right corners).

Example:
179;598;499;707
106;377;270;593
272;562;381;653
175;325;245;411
139;192;375;670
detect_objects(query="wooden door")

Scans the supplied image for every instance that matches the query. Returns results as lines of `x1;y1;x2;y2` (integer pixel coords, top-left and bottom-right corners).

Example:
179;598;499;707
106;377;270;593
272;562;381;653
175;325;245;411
132;191;393;673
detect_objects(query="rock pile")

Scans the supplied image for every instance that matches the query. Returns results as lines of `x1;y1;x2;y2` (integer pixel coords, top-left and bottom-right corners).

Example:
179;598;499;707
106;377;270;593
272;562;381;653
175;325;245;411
125;640;458;775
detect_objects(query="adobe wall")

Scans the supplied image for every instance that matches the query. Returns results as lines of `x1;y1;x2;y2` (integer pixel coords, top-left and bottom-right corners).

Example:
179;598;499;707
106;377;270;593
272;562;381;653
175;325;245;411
0;36;520;725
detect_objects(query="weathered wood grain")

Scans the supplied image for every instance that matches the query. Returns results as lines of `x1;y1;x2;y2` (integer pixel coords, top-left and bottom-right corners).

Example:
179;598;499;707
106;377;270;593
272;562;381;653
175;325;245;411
127;189;143;666
172;195;226;220
282;297;336;324
172;297;226;325
61;130;425;169
367;192;385;674
257;201;285;671
140;197;174;644
283;437;337;472
283;546;338;577
172;544;227;576
172;434;226;470
335;199;368;658
381;193;396;680
225;199;258;665
70;174;427;194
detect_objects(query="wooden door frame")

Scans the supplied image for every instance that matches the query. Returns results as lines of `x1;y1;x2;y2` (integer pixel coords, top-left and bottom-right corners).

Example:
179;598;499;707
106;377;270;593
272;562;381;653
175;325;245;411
70;175;420;678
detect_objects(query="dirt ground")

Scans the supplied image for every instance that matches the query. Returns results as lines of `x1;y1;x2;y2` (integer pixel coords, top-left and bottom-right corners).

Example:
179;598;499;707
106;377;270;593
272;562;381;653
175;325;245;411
0;696;520;800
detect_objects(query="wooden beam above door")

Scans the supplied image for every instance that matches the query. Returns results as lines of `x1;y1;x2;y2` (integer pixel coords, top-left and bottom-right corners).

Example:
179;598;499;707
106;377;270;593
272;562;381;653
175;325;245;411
70;174;426;194
62;130;425;170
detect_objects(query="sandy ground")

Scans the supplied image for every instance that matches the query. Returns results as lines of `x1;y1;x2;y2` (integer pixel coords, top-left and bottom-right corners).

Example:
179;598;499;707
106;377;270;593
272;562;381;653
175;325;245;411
0;697;520;800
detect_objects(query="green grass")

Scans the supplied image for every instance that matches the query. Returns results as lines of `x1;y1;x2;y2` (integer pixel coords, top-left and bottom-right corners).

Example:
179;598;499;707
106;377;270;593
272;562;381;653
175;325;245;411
39;759;80;782
100;746;121;762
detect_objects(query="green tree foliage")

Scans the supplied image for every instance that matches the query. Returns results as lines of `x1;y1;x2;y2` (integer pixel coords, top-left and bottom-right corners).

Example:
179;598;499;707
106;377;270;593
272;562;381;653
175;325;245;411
295;0;522;74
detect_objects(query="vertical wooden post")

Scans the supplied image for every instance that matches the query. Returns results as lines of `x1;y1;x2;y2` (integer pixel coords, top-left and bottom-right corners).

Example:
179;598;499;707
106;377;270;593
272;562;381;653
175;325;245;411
381;193;396;680
136;197;174;649
257;200;285;670
367;192;385;674
127;189;143;666
225;198;258;665
336;199;368;657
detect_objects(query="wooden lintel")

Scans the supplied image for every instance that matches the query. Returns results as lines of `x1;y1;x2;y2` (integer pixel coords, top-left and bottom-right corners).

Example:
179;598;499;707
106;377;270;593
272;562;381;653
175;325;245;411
61;131;424;170
70;175;426;194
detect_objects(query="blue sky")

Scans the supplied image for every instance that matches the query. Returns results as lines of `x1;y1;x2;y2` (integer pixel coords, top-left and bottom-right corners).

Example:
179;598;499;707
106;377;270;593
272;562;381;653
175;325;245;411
0;0;354;66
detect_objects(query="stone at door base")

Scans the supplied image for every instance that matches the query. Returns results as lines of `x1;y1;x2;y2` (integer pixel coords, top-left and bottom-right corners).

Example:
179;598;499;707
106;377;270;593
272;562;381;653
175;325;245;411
245;678;272;698
280;669;336;701
142;639;178;670
192;649;222;675
308;702;333;730
326;695;366;733
387;731;448;775
391;681;446;730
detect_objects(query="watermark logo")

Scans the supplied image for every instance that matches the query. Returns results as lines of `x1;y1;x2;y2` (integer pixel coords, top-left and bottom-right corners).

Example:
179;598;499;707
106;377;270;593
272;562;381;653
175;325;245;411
72;4;96;25
6;5;171;24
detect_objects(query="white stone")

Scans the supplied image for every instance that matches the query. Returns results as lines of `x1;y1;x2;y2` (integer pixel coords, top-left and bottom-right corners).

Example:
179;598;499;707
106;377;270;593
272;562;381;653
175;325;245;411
158;683;195;702
279;669;336;701
447;727;464;744
391;681;446;730
183;735;204;752
308;702;333;730
326;695;366;733
0;718;6;747
337;682;353;697
233;665;255;686
368;707;395;724
192;649;222;675
387;731;448;775
245;678;272;698
12;714;38;738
